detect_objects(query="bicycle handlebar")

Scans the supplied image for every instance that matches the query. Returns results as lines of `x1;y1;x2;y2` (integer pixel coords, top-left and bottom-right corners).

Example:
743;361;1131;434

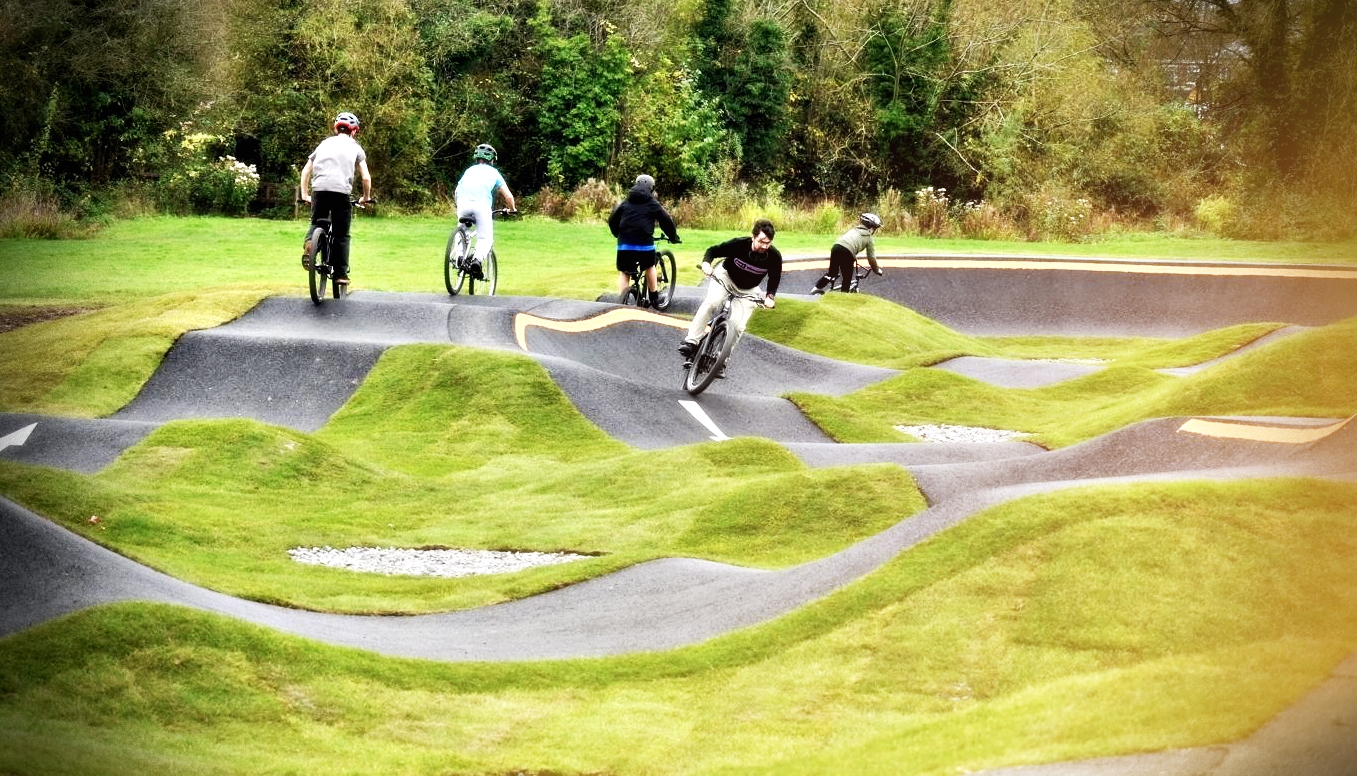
696;264;772;306
493;208;520;218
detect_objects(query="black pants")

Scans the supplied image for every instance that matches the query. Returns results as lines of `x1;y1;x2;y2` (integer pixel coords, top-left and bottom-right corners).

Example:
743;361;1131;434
815;244;856;291
310;191;353;278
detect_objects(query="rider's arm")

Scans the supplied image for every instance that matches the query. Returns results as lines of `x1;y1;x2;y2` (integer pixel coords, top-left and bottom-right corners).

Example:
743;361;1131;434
764;248;783;307
357;159;372;203
497;182;517;212
299;159;314;203
866;236;881;274
658;206;679;243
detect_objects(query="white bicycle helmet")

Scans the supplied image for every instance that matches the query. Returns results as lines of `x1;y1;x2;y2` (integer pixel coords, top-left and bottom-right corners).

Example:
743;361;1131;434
334;112;360;133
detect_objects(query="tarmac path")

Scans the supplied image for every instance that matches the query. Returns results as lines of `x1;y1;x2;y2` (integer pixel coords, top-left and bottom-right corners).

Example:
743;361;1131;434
2;255;1356;773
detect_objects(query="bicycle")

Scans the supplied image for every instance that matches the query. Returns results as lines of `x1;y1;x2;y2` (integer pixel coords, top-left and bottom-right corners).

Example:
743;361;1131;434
620;235;678;311
445;208;517;296
302;199;369;305
814;255;878;294
682;270;769;396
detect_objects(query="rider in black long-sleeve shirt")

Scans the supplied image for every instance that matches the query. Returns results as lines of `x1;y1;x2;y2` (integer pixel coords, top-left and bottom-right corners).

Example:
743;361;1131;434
679;219;781;369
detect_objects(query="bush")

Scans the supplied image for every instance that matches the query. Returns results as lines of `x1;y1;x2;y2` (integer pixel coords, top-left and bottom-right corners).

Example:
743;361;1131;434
1026;188;1093;242
913;186;951;237
870;189;917;235
956;199;1020;240
1194;196;1236;236
0;177;88;239
152;125;260;216
535;179;620;222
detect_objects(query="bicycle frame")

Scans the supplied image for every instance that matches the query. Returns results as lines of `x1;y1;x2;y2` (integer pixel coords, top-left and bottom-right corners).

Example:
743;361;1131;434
445;208;514;297
621;235;677;311
303;199;366;305
682;269;766;395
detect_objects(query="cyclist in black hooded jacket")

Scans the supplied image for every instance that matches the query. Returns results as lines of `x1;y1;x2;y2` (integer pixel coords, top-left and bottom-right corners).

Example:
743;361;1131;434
609;174;680;307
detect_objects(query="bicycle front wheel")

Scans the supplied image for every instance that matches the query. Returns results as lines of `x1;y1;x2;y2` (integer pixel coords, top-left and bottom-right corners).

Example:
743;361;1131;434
654;249;677;310
683;322;730;396
306;226;328;305
470;249;498;295
621;286;641;307
444;228;468;296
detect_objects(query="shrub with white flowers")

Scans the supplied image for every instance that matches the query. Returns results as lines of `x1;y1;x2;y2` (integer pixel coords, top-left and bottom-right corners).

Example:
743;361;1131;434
156;123;260;215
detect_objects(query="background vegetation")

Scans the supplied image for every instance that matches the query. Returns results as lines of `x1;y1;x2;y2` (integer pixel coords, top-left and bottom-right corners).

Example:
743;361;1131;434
2;0;1355;240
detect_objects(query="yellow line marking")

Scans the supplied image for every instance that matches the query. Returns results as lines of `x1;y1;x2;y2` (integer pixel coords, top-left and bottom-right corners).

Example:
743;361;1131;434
1177;416;1354;444
514;308;687;350
782;257;1357;280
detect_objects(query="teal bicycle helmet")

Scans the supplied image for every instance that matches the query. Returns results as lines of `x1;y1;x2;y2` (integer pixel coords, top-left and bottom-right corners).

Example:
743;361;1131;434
473;143;498;163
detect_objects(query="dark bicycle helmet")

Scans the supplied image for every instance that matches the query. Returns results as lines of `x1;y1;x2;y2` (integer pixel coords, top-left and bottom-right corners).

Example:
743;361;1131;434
473;143;498;163
334;112;361;133
859;212;883;230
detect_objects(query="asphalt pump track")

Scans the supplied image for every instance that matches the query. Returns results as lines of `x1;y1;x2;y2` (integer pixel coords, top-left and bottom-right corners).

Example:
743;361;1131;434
3;255;1357;773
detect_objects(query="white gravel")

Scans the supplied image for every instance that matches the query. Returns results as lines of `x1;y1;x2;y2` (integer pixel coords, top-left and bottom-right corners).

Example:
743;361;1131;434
288;546;590;578
894;423;1028;443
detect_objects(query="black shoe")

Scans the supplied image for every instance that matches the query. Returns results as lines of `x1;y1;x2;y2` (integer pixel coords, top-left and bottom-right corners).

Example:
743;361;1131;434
810;286;825;295
468;260;483;280
678;341;697;359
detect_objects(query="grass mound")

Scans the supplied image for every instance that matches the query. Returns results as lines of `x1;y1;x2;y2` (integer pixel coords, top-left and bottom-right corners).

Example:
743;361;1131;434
787;299;1357;446
2;479;1353;774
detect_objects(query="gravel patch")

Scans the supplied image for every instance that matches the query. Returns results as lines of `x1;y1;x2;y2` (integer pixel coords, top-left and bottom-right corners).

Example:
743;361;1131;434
894;424;1028;443
288;546;591;578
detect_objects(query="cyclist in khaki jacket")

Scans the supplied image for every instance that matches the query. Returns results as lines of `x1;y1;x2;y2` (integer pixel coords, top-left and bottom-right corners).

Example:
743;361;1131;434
811;212;883;294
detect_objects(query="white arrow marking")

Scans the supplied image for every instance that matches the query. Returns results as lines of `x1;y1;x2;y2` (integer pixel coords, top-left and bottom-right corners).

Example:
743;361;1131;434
679;401;729;442
0;423;36;452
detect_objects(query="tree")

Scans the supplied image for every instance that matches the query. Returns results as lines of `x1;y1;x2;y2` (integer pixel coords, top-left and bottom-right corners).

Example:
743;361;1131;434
0;0;222;189
724;19;794;180
222;0;434;204
861;0;993;197
533;10;631;187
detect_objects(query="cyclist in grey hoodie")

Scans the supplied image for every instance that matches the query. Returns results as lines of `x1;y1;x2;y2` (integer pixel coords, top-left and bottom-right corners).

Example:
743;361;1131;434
608;174;680;307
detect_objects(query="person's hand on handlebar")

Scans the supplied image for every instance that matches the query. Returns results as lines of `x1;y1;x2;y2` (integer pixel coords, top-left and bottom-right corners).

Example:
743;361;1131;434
764;295;776;309
700;260;714;277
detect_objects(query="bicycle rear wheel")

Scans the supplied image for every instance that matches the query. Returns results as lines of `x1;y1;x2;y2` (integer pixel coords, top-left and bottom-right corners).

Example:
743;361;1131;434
654;249;677;310
444;227;468;296
470;249;498;295
683;321;731;395
306;226;328;305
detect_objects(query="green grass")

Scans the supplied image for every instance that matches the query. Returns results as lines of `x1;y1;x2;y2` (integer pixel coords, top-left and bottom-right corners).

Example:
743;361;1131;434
786;312;1357;447
1;479;1354;774
2;214;1354;308
0;216;1355;773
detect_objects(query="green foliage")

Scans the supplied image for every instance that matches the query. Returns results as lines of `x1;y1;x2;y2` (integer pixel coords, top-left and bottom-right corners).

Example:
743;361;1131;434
614;63;739;194
722;19;794;179
150;123;260;216
223;0;435;203
0;0;221;190
534;9;632;187
863;0;994;198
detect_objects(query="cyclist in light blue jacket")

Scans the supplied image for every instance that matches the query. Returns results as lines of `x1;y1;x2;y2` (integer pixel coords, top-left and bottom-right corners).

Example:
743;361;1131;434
454;144;516;280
